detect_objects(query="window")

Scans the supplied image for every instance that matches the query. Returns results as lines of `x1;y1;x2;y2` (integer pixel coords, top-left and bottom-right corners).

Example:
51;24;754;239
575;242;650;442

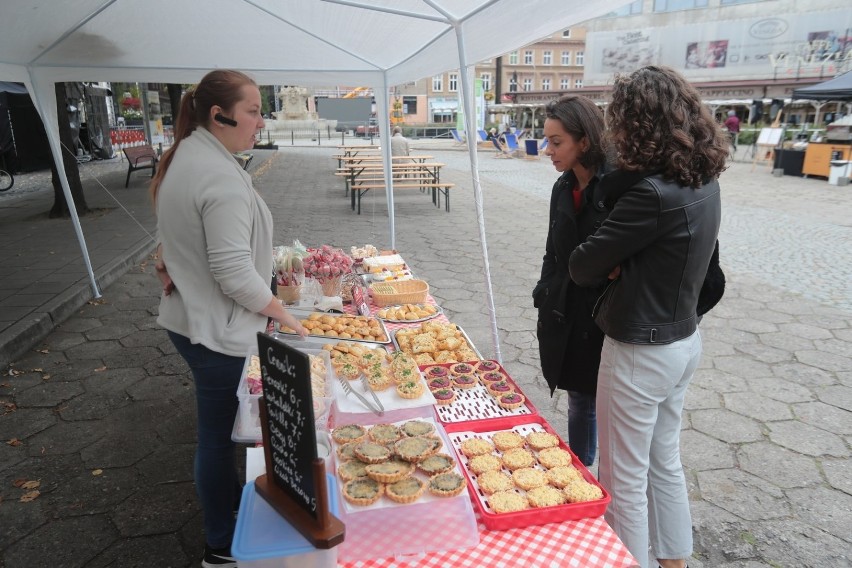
432;74;443;91
561;51;571;65
480;73;492;92
523;78;532;91
574;78;583;89
448;73;458;92
524;50;534;65
575;51;584;66
542;78;551;91
402;96;417;114
543;51;552;65
606;0;643;16
562;29;571;38
509;51;519;65
560;77;570;90
653;0;708;12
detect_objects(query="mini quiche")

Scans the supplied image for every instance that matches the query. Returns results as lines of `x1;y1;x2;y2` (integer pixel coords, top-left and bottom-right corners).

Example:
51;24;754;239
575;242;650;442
459;437;495;457
336;441;359;461
332;424;367;445
451;374;478;389
338;362;362;380
368;423;402;445
537;446;574;469
428;472;466;497
392;365;419;384
353;441;392;464
386;476;426;504
432;388;456;405
449;362;475;376
401;420;435;438
396;379;424;399
527;485;567;508
497;392;526;410
488;490;529;513
477;470;514;495
417;453;456;476
526;431;560;450
342;478;384;506
365;458;415;483
395;435;442;463
337;459;369;482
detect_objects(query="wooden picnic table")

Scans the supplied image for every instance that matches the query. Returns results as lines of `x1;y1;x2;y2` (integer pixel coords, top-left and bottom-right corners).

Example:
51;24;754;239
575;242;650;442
336;162;451;214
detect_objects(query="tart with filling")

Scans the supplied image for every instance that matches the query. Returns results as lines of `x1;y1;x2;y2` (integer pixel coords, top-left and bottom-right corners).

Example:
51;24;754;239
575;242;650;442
487;380;514;397
428;472;466;497
432;388;456;405
394;435;442;463
527;485;567;508
353;441;392;464
491;431;525;452
368;423;402;445
564;479;604;503
477;470;514;495
501;448;536;471
479;370;507;385
385;476;426;504
451;374;478;389
396;379;424;399
460;437;494;457
427;376;452;391
342;478;384;506
449;362;475;376
392;365;418;384
332;424;367;445
468;454;503;475
338;362;362;380
537;446;574;469
497;392;526;410
488;490;529;513
337;459;369;482
526;431;560;450
546;465;584;488
336;441;359;461
417;453;456;476
475;360;500;373
423;365;449;379
401;420;435;438
365;458;415;483
511;467;549;490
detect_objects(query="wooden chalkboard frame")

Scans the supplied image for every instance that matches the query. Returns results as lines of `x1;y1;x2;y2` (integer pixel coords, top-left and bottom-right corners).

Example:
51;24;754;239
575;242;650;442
254;332;344;549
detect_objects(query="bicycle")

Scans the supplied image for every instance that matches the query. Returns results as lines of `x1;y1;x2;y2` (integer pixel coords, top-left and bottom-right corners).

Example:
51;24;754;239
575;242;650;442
0;155;13;192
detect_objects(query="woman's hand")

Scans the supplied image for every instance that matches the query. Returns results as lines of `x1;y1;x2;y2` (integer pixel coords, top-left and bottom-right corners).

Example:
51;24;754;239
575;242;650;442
154;245;176;296
278;309;308;337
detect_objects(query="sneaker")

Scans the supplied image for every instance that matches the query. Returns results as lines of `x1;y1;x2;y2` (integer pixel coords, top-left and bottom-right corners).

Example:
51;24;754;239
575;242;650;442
202;545;236;567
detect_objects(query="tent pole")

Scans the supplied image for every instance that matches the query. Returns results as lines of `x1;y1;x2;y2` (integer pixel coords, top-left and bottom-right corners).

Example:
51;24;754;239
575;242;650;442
376;76;395;250
26;74;101;299
453;24;502;363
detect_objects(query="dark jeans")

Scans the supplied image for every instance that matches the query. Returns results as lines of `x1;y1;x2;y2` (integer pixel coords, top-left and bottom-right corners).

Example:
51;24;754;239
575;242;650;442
168;331;245;549
568;390;597;466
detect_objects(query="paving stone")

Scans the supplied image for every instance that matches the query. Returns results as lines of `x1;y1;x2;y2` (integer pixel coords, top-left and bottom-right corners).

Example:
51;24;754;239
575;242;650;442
744;377;814;404
126;375;193;402
0;499;46;551
766;420;849;457
728;318;778;334
26;419;108;456
697;469;791;521
723;391;793;422
46;359;114;382
680;429;735;470
751;519;851;568
119;328;170;348
62;339;123;361
691;408;764;444
778;322;834;340
102;346;166;370
43;466;140;517
786;485;852;542
83;321;139;342
111;482;200;537
814;337;852;359
41;331;87;351
0;441;26;474
2;371;45;393
0;407;57;440
771;362;835;388
135;444;196;486
691;369;749;393
142;353;189;376
822;458;852;495
737;441;822;488
53;318;103;333
14;381;84;408
712;356;772;379
792;401;852;435
58;392;133;421
88;534;191;568
3;513;118;568
793;349;852;373
80;367;147;396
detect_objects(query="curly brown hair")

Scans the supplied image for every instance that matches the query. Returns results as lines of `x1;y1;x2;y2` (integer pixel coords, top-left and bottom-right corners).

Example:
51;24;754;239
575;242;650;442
607;65;728;188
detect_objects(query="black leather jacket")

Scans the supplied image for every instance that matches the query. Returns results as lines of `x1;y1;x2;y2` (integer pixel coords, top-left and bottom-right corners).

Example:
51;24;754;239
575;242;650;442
568;173;721;344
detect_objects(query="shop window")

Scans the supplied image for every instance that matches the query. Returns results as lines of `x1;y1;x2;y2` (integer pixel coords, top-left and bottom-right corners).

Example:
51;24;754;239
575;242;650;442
403;96;417;114
654;0;708;12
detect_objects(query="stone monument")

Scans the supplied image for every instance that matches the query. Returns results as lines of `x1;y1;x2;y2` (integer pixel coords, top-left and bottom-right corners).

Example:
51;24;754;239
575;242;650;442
266;86;335;134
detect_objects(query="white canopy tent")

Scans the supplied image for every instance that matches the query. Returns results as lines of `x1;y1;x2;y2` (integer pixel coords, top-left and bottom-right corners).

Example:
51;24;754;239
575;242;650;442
0;0;623;360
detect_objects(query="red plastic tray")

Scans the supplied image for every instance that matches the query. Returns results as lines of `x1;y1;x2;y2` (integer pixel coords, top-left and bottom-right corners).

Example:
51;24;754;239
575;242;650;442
446;415;610;531
420;361;539;430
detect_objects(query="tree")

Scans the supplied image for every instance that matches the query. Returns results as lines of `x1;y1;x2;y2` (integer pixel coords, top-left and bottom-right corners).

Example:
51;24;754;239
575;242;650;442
49;82;88;218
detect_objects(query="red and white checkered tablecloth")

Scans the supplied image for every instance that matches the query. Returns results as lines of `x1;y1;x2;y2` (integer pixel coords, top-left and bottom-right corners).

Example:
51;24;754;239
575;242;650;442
340;511;637;568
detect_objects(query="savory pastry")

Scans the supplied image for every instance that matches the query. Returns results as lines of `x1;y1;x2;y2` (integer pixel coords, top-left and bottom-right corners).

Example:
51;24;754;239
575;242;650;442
537;447;574;469
468;454;503;475
394;435;442;463
488;490;529;513
386;476;426;504
364;458;415;483
432;388;456;405
459;437;495;457
342;478;384;506
368;423;402;445
496;392;526;410
527;485;567;508
428;472;467;497
336;441;359;461
449;362;475;376
417;453;456;476
526;431;560;451
451;374;478;389
491;431;525;452
396;379;424;399
338;362;362;381
332;424;367;445
337;459;369;482
546;465;584;488
427;377;452;391
392;365;419;384
364;369;393;391
401;420;435;438
501;448;536;471
563;479;604;503
511;467;548;491
476;470;514;495
353;441;392;464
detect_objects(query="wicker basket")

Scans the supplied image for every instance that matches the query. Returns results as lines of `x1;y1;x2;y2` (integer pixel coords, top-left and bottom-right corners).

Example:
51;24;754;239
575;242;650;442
369;279;429;306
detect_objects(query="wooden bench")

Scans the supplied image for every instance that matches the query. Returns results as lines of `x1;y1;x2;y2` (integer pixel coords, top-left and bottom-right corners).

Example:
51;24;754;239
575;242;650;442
351;182;454;214
123;145;159;187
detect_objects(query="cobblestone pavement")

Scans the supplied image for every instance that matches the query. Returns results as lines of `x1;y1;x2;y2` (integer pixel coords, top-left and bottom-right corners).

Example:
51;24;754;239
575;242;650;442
0;138;850;567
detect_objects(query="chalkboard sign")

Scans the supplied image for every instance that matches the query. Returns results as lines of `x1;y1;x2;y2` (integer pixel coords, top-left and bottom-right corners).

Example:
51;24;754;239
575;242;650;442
256;333;319;519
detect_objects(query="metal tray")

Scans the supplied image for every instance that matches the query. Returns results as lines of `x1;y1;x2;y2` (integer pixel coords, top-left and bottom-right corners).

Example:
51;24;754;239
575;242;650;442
374;303;443;324
276;307;392;344
390;323;482;360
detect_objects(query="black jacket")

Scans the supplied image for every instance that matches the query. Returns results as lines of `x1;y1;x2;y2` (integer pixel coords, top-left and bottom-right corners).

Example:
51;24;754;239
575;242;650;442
533;169;609;395
569;171;721;344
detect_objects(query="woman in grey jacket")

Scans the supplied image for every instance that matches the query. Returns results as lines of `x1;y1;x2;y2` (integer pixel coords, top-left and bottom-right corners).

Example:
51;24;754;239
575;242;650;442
151;70;305;568
569;66;727;568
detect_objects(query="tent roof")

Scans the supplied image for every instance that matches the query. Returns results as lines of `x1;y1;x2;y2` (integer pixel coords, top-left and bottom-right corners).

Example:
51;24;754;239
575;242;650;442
0;0;622;87
791;71;852;102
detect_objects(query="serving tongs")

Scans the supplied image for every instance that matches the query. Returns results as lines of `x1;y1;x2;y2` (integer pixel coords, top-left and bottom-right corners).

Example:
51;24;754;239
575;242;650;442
337;374;384;416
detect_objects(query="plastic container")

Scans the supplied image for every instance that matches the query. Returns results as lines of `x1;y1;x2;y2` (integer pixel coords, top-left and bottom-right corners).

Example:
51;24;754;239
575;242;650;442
446;415;610;531
829;160;851;185
428;361;539;431
235;348;333;443
232;475;340;568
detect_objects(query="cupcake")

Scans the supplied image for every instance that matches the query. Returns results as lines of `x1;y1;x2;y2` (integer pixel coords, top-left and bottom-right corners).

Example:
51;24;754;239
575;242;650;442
451;374;478;389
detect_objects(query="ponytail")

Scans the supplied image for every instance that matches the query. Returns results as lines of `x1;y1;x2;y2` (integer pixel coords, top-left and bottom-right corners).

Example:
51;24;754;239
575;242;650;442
150;91;197;204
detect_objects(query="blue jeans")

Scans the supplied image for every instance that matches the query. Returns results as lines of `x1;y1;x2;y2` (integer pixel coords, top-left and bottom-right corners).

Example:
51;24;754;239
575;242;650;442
168;331;245;550
567;390;597;467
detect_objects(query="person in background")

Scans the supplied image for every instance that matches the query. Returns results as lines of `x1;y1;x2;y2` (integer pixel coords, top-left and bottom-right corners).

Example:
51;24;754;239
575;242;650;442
724;109;740;154
533;95;609;467
569;65;725;568
150;69;306;568
390;125;410;157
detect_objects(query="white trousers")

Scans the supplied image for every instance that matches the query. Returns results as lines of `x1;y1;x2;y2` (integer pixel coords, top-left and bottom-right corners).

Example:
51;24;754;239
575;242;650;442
597;330;702;568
